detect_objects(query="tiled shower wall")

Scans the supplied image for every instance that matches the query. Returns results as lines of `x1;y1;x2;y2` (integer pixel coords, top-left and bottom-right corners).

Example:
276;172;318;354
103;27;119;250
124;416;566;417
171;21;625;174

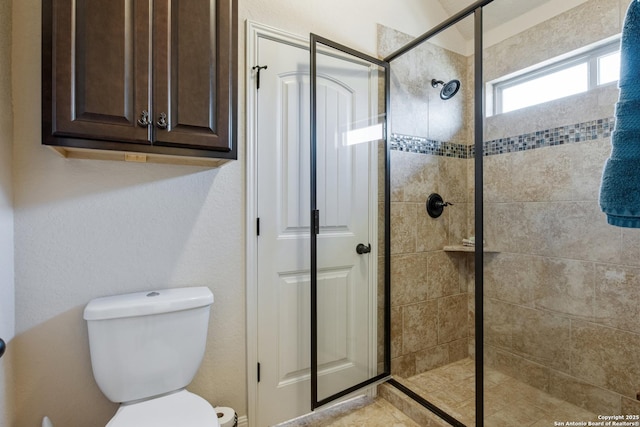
388;151;471;378
381;0;640;415
481;0;640;415
379;25;473;378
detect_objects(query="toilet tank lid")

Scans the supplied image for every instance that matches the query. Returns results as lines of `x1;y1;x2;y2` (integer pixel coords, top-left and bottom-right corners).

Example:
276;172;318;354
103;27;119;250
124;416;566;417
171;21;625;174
83;287;214;321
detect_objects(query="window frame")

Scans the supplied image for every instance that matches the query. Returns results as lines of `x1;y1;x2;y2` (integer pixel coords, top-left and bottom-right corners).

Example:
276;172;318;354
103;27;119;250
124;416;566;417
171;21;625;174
492;39;620;115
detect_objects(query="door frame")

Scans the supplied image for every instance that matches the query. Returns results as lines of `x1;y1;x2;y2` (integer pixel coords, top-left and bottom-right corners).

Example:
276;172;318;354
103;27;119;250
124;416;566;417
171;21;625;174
245;20;284;427
245;21;316;426
246;21;387;426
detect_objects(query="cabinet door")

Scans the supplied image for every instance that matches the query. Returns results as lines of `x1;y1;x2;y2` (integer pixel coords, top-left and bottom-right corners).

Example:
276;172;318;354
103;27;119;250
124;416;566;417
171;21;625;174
48;0;151;145
152;0;236;152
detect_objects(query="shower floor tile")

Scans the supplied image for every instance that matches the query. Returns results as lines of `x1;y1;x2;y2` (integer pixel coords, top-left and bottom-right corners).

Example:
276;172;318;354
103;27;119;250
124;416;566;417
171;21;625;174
405;357;600;426
276;395;421;427
277;358;601;426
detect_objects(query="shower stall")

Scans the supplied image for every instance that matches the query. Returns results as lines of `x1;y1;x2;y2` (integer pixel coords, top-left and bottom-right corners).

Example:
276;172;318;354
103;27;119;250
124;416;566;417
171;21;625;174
381;0;639;425
305;0;639;425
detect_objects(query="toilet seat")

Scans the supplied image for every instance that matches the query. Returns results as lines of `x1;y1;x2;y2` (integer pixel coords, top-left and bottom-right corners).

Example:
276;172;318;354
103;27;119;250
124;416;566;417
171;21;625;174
106;390;220;427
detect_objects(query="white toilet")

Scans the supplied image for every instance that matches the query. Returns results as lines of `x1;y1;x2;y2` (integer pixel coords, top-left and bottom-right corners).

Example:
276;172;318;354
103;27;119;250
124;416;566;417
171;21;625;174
84;287;220;427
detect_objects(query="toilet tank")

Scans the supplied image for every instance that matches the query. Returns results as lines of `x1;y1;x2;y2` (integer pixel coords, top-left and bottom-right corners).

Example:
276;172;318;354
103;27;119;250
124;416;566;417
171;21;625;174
83;287;214;403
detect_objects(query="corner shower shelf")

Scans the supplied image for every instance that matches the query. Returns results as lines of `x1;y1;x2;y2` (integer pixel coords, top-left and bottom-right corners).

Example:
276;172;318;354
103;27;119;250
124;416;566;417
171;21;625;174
443;245;498;253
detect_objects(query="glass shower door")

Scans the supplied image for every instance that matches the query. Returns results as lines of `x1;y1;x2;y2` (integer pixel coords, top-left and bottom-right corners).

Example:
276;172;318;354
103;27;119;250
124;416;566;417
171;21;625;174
310;34;390;409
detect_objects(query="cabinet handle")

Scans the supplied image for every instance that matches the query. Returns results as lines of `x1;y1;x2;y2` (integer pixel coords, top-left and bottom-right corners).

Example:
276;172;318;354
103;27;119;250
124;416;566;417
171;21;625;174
156;113;168;129
137;110;151;127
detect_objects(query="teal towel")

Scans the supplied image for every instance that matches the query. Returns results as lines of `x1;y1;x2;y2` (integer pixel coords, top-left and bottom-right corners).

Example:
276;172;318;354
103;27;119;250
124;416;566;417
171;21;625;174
599;0;640;228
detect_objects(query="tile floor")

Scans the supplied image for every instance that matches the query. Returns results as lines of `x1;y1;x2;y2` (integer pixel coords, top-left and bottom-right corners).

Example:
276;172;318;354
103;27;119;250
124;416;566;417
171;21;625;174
404;358;599;426
280;358;601;426
276;395;420;427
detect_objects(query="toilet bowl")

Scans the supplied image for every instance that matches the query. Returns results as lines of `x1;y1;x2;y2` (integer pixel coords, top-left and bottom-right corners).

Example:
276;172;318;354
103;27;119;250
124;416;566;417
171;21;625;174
84;287;219;427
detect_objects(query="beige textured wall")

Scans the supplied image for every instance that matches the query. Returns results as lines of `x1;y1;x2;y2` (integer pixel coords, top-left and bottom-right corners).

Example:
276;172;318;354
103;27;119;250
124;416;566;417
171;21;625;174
388;151;471;378
379;25;469;144
481;0;640;416
0;0;14;425
13;2;245;425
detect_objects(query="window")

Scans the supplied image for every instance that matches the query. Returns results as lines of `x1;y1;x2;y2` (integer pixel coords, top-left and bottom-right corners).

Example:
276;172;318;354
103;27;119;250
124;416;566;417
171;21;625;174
598;50;621;85
492;39;620;115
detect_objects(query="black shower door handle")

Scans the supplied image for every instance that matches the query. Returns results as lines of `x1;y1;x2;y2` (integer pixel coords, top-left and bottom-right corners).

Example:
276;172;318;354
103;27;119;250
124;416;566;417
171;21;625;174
356;243;371;254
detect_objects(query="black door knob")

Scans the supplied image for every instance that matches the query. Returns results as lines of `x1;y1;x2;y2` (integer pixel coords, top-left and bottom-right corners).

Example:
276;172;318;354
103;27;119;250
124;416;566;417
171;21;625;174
0;338;5;359
356;243;371;254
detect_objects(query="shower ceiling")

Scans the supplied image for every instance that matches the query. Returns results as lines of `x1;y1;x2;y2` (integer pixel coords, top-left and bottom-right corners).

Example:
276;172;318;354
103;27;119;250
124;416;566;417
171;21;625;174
435;0;587;40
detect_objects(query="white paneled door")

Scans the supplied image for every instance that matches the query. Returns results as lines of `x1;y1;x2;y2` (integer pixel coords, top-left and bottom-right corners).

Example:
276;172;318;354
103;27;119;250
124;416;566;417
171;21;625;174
255;34;381;426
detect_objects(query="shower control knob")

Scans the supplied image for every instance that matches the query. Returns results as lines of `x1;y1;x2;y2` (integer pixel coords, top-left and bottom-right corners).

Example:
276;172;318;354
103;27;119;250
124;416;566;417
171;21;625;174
426;193;452;218
356;243;372;254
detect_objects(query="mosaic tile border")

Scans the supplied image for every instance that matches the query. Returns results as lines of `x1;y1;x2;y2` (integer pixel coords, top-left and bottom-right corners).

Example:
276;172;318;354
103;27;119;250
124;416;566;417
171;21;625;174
390;117;615;158
390;134;469;158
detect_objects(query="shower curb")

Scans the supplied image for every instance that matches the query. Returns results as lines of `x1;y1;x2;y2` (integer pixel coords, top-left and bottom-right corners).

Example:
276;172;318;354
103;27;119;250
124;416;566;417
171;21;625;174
378;381;462;426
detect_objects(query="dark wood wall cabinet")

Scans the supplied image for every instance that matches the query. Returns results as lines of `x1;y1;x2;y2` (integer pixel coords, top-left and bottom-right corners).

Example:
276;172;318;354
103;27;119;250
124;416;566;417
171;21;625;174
42;0;237;167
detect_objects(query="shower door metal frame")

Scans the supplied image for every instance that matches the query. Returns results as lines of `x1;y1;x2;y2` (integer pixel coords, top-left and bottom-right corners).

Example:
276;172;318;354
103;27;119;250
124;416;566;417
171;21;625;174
309;33;392;410
382;0;493;425
310;0;494;423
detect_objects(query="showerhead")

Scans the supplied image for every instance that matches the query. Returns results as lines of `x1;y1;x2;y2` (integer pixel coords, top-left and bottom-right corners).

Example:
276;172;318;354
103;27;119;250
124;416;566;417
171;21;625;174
431;78;461;100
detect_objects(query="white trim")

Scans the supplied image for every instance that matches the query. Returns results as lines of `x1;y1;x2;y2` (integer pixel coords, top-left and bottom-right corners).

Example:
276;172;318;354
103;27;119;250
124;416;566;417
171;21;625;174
245;21;310;427
489;36;620;116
